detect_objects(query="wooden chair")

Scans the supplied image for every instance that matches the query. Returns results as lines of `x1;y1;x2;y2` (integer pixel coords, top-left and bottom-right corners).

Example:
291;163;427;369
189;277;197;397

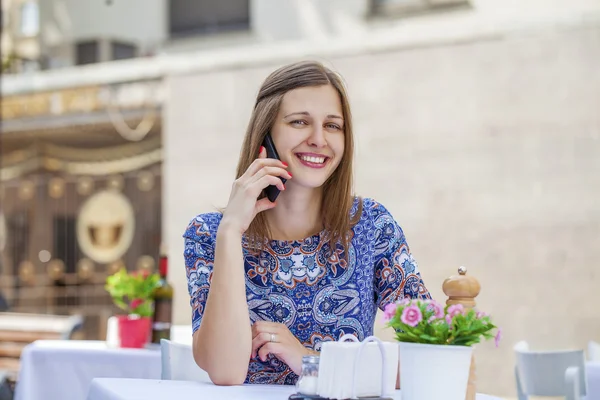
0;312;83;383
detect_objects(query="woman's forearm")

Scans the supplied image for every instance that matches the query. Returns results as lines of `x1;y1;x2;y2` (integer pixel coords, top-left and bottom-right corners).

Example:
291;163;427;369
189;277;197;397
193;224;251;385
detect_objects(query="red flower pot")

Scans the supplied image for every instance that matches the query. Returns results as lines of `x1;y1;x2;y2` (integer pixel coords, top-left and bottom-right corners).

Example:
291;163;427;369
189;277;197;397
117;315;151;348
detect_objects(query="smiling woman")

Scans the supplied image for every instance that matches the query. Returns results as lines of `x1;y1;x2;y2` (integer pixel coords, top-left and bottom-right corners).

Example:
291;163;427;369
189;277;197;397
182;60;431;386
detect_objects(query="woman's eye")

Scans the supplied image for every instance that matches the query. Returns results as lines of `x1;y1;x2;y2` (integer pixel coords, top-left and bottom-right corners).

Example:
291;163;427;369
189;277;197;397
291;120;308;126
326;123;342;130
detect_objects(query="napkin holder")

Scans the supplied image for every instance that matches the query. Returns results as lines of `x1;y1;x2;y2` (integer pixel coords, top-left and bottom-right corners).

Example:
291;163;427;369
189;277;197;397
315;334;397;400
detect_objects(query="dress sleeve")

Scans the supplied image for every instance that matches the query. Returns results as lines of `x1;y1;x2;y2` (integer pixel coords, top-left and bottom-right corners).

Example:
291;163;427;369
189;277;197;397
183;214;217;334
369;200;431;310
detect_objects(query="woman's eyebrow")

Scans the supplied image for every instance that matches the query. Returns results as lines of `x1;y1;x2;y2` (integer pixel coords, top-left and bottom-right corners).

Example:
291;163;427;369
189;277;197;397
284;111;343;120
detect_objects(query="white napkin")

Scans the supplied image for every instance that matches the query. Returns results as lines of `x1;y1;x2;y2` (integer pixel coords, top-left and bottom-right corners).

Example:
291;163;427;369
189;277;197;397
317;335;398;399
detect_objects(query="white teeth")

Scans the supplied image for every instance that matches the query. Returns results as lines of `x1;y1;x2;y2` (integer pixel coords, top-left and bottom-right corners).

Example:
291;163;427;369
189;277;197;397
299;155;326;164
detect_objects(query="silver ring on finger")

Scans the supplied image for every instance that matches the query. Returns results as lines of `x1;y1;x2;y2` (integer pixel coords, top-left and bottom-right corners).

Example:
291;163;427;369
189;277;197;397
270;333;277;343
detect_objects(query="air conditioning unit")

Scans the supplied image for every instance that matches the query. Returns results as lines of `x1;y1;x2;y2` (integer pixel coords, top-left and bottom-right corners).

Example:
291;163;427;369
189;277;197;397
43;38;138;69
372;0;469;15
74;38;138;65
427;0;469;5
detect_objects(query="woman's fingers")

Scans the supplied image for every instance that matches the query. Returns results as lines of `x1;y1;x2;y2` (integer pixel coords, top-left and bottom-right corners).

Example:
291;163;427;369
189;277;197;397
254;197;277;214
252;321;285;335
251;332;274;359
248;166;292;185
242;150;288;180
257;174;286;192
257;342;283;362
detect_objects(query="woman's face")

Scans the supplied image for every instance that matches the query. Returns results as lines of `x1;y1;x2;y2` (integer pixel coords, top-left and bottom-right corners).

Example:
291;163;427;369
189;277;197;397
270;84;345;190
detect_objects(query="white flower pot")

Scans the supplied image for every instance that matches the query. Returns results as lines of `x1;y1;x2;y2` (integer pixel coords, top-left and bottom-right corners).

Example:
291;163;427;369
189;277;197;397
398;342;473;400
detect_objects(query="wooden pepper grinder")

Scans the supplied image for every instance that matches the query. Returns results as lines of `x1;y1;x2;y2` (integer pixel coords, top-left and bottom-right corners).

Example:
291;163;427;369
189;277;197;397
442;266;481;400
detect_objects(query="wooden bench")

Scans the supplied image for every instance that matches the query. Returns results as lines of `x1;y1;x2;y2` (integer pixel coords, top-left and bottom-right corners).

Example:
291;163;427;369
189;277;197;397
0;312;83;384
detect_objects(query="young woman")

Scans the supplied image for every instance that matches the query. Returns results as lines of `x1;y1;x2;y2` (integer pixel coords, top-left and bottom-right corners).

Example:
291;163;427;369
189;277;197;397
183;60;431;386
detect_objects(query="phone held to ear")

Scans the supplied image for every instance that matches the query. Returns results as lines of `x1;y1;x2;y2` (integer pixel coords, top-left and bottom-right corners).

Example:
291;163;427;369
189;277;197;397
262;133;287;202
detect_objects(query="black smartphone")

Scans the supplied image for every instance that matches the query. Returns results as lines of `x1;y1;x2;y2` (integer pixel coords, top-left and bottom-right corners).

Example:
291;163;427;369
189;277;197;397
262;133;287;202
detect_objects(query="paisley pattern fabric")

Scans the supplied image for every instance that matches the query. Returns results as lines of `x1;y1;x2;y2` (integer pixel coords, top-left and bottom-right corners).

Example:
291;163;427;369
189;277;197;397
183;197;431;385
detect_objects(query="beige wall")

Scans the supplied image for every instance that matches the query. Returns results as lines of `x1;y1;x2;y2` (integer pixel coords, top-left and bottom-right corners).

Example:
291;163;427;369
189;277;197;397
163;19;600;400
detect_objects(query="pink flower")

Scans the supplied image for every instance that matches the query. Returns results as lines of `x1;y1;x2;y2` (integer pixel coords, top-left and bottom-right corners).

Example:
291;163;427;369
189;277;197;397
476;310;488;319
494;328;502;347
401;305;423;327
130;298;144;309
426;301;444;320
382;302;398;322
447;304;465;319
445;314;453;328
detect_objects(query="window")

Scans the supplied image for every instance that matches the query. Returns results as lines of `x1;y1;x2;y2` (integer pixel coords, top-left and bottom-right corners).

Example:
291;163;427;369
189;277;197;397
169;0;250;37
76;41;99;65
371;0;470;16
111;41;136;61
20;1;39;36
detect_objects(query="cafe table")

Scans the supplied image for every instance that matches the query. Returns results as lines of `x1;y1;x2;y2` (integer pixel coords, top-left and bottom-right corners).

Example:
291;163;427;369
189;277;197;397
14;340;161;400
86;378;503;400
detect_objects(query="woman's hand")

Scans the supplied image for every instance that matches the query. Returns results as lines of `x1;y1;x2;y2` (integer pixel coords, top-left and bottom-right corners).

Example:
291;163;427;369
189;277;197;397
220;147;291;235
251;321;317;375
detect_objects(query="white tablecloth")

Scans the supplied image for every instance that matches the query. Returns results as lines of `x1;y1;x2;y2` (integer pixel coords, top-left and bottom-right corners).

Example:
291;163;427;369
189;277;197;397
86;378;503;400
14;341;161;400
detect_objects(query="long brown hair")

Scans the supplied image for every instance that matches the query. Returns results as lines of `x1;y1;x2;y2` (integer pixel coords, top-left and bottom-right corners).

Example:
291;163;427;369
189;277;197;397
235;60;362;253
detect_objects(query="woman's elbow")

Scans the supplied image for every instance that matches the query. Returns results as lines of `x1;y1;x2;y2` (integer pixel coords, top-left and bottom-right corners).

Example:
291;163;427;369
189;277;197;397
209;371;247;386
192;347;247;386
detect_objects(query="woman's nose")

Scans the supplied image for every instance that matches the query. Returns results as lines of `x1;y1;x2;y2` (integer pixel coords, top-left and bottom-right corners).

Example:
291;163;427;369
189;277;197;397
307;126;327;148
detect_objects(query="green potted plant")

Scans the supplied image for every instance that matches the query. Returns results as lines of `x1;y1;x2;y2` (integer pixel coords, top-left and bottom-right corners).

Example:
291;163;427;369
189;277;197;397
384;299;500;400
105;268;160;348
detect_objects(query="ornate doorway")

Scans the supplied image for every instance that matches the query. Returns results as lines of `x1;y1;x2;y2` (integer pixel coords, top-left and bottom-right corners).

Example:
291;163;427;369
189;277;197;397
0;83;163;340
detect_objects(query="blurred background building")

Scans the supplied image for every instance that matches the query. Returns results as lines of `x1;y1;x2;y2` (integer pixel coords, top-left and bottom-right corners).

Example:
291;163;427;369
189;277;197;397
1;0;599;397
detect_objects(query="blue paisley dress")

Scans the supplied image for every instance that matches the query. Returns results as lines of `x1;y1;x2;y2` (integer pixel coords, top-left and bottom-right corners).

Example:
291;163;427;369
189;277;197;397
183;197;431;385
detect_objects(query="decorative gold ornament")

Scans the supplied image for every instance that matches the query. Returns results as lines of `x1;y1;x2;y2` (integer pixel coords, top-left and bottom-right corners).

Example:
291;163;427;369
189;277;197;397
107;175;124;191
19;260;36;284
38;249;52;263
136;170;154;192
107;259;125;275
77;258;95;280
77;177;94;196
136;255;155;272
48;177;66;199
47;259;65;280
76;190;135;263
18;180;35;201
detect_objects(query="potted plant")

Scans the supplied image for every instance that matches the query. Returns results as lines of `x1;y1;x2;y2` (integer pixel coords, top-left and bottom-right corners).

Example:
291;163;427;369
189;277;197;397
384;299;501;400
105;268;160;348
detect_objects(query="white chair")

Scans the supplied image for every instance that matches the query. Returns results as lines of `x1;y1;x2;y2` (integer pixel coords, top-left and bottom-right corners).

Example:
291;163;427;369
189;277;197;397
160;339;212;383
170;325;193;345
514;341;587;400
587;362;600;400
588;341;600;362
586;341;600;400
105;316;119;348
